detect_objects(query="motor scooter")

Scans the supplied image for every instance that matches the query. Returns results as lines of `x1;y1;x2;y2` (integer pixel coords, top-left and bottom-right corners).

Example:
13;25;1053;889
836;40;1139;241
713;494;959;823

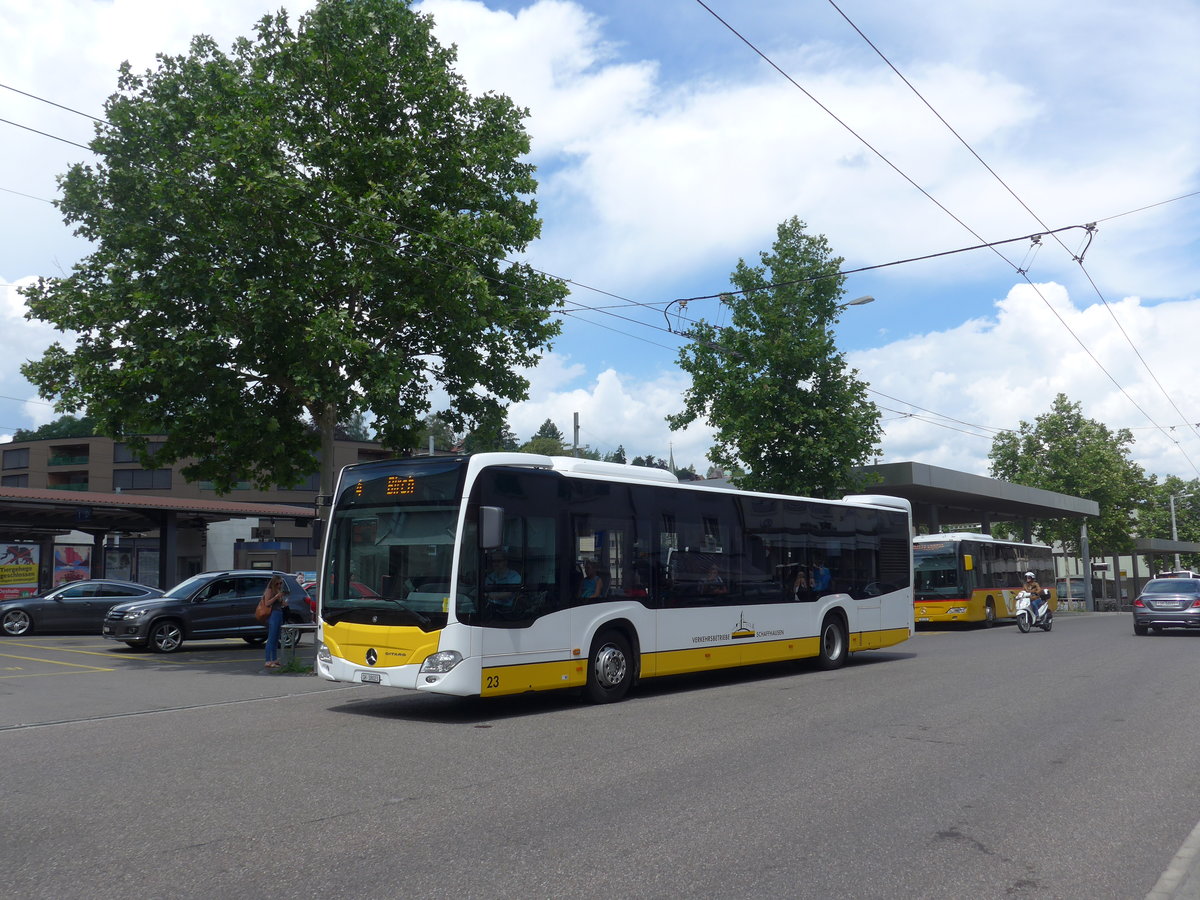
1015;589;1053;632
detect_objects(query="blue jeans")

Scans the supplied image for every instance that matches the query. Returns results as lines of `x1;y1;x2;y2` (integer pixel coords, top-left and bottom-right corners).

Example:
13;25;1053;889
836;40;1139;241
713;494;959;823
266;608;284;662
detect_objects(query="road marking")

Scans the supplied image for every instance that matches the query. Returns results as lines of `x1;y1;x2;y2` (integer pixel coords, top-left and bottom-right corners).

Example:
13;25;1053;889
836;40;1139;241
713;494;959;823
0;639;269;665
0;651;113;672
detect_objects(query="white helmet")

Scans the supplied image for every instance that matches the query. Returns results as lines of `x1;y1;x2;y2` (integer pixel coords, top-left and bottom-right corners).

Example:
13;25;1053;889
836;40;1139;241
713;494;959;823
1024;571;1035;579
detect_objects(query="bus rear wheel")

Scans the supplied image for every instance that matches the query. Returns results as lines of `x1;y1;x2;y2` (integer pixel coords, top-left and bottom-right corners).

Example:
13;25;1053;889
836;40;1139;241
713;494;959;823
584;629;633;703
816;615;847;670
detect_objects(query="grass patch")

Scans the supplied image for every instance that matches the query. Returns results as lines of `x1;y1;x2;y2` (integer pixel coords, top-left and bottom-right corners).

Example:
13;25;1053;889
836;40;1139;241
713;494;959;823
277;654;314;675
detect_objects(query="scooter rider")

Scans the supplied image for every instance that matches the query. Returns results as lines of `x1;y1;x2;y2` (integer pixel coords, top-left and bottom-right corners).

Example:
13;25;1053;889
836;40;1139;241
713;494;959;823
1022;571;1045;619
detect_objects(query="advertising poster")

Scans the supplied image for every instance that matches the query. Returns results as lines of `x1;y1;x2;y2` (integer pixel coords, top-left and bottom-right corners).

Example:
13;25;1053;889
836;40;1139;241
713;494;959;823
0;543;41;600
106;549;133;583
53;545;92;587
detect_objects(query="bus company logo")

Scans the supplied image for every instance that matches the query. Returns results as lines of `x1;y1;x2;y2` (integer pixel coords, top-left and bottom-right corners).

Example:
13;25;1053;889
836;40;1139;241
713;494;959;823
731;612;756;640
691;612;784;644
365;648;378;666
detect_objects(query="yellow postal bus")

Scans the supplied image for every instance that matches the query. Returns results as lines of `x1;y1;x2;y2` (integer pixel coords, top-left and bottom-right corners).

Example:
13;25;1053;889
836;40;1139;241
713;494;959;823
913;532;1055;626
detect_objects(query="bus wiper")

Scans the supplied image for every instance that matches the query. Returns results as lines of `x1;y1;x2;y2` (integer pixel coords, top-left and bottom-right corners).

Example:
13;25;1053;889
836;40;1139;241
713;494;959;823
386;601;432;627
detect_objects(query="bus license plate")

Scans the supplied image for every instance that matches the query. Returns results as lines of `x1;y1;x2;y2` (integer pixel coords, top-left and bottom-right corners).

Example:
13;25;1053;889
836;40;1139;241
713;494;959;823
360;672;381;684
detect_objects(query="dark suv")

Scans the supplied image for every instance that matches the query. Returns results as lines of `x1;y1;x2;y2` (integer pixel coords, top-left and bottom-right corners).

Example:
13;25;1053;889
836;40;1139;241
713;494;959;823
102;570;311;653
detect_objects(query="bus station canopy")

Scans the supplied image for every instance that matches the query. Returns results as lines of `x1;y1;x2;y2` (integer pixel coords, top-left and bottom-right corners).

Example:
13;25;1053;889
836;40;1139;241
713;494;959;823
857;461;1099;532
0;485;315;541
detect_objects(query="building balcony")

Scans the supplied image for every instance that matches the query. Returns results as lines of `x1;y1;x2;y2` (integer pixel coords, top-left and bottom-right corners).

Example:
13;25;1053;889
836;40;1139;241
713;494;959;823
48;455;90;466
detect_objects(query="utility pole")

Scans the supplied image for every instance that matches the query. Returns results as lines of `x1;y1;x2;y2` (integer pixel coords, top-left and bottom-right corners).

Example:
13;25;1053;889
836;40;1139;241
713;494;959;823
573;412;580;457
1170;492;1192;570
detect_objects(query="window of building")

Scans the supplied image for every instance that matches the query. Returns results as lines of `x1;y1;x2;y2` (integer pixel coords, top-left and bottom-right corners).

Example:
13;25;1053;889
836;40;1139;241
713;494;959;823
113;469;172;490
276;472;320;491
3;448;29;470
1;473;29;487
113;441;166;464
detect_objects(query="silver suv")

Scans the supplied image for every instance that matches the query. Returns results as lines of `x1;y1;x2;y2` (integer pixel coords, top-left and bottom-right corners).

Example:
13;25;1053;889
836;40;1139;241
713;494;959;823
102;570;311;653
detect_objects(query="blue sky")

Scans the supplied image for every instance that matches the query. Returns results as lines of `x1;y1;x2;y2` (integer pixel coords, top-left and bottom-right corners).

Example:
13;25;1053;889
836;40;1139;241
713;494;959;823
2;0;1199;483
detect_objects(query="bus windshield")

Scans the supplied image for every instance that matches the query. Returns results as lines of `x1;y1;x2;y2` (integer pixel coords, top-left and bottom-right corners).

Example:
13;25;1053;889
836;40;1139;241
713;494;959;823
322;504;461;632
914;545;960;600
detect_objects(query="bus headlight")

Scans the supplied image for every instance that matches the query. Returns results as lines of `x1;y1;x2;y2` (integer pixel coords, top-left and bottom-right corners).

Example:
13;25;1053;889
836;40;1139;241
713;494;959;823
420;650;463;674
317;644;332;664
948;607;967;614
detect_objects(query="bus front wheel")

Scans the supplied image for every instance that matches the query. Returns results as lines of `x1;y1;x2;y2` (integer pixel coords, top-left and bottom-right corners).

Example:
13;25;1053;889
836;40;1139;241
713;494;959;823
983;600;996;628
585;629;633;703
816;615;848;670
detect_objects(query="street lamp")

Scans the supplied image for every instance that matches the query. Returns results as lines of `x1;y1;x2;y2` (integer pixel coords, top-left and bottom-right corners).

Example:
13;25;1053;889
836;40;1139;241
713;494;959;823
839;295;875;310
1170;492;1193;570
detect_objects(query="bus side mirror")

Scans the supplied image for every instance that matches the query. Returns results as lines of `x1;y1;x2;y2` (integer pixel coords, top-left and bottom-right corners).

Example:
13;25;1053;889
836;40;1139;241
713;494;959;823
963;554;974;571
479;506;504;549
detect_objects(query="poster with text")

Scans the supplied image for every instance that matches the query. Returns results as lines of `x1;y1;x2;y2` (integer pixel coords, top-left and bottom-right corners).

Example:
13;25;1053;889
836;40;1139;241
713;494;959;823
0;543;41;600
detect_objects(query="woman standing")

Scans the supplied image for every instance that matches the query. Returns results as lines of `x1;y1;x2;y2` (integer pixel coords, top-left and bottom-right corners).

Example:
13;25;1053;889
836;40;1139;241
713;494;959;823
262;574;288;669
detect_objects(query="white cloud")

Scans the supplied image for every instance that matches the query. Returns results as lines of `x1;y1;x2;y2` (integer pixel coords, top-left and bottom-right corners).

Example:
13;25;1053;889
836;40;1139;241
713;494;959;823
0;278;61;434
508;358;713;467
854;282;1200;479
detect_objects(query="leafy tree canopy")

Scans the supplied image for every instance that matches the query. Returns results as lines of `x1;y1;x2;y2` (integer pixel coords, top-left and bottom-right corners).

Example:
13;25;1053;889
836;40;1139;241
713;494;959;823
336;411;372;442
521;418;566;455
20;0;566;493
667;217;881;498
462;409;519;454
532;419;565;442
12;414;97;441
1141;477;1200;572
631;455;670;470
988;393;1150;554
415;413;458;454
603;445;627;464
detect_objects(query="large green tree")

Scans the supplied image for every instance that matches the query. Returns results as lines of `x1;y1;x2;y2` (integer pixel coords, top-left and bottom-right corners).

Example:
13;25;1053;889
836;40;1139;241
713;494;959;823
988;393;1150;554
20;0;565;495
1142;478;1200;572
666;217;881;498
520;418;567;455
461;410;519;454
12;414;97;441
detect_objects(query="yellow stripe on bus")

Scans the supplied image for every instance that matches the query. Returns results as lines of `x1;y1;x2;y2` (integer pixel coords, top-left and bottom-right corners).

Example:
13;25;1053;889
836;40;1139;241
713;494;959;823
481;659;586;696
644;627;911;678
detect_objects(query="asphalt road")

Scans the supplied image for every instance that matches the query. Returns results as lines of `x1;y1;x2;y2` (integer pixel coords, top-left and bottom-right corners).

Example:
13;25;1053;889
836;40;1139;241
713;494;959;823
2;614;1198;899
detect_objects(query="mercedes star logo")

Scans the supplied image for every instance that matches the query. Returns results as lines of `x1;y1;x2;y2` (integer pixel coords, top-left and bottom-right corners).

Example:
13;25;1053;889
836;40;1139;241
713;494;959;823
366;648;377;666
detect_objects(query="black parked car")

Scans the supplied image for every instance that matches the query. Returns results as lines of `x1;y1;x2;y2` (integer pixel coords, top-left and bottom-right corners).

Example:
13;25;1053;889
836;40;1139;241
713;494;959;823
1;580;164;636
102;570;311;653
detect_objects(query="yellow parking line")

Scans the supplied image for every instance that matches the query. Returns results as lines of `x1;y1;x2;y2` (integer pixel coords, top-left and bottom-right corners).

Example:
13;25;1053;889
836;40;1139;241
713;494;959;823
0;640;261;663
1;641;124;660
0;651;113;671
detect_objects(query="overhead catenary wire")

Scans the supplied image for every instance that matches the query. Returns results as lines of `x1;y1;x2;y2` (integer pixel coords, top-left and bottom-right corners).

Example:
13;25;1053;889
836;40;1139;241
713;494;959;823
694;0;1200;478
823;0;1200;466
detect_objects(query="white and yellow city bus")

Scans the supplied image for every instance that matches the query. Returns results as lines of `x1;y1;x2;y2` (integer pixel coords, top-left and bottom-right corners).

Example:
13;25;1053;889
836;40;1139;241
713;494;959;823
913;532;1055;626
315;453;914;702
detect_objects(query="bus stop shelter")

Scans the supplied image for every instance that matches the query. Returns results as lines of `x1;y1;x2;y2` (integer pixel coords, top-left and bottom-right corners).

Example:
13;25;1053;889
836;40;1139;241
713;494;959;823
858;461;1099;535
0;485;316;591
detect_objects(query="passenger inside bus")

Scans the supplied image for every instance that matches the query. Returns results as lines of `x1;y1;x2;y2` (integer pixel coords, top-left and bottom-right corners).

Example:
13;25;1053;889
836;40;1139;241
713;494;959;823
699;563;728;595
579;560;605;600
810;558;832;593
